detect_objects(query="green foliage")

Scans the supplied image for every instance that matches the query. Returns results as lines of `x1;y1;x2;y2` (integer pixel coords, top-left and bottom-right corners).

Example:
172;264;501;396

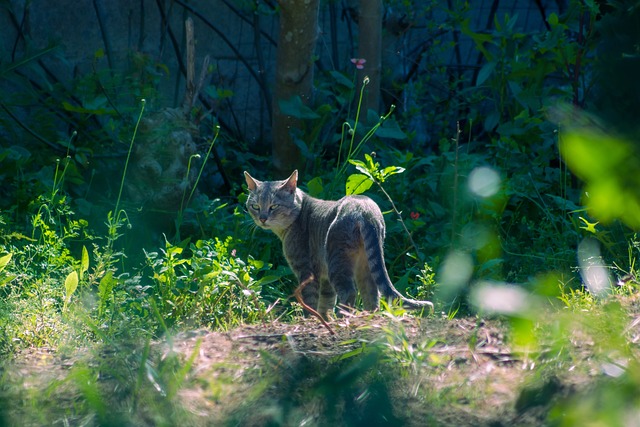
0;253;14;288
63;270;78;312
413;262;438;302
347;153;405;196
0;0;631;319
227;343;405;426
0;45;169;222
560;122;640;229
144;236;272;330
1;0;640;424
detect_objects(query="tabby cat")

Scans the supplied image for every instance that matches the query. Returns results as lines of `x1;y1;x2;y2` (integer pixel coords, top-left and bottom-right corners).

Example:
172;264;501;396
244;170;433;320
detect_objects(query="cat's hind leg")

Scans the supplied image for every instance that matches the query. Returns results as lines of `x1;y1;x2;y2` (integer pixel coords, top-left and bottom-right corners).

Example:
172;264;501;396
354;257;380;311
326;246;357;309
317;279;337;320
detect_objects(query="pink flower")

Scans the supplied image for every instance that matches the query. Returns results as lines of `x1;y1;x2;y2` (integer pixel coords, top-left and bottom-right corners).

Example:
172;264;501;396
410;212;420;220
231;249;237;257
350;58;366;70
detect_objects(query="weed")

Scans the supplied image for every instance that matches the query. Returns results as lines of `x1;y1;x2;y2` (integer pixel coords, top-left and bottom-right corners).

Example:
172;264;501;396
175;123;221;240
1;1;640;425
144;237;272;330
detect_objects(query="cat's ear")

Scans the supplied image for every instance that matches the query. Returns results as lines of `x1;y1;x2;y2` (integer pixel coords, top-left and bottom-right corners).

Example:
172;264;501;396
244;171;259;191
281;170;298;194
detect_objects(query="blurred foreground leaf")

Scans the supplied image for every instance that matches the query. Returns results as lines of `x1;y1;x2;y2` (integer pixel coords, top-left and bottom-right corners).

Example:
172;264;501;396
560;125;640;229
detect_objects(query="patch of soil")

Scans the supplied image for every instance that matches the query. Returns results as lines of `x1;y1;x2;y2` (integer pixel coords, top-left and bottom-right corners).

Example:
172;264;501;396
3;306;630;426
147;315;563;426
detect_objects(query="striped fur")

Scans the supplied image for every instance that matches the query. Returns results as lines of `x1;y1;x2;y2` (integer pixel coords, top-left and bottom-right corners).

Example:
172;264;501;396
244;170;433;320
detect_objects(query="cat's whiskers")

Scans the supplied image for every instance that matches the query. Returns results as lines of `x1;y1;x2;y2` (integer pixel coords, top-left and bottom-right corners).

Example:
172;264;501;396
240;218;260;234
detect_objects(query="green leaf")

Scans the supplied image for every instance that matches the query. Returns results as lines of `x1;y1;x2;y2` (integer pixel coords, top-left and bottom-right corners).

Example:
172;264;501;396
248;258;265;269
348;159;366;169
504;13;520;32
307;176;324;197
332;344;366;362
329;70;354;89
579;217;599;234
476;61;497;87
367;109;380;126
375;118;407;140
365;153;376;169
560;126;640;228
292;135;314;159
80;246;89;281
98;271;117;317
0;253;11;273
484;111;500;131
61;101;112;115
346;173;373;195
348;159;374;179
83;95;108;111
64;271;79;303
560;128;630;181
204;85;234;100
7;145;31;161
167;245;184;257
278;96;320;119
583;0;598;13
461;19;494;61
256;275;281;286
380;166;406;180
0;274;16;287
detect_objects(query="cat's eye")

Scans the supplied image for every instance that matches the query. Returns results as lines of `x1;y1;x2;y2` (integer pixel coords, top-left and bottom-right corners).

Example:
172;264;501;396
250;204;260;211
269;204;279;211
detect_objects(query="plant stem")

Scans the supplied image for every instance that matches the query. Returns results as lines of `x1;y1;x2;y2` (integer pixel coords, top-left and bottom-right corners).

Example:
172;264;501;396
347;76;369;162
350;104;394;160
451;121;461;248
51;132;77;199
373;179;422;261
114;99;146;216
186;124;220;208
335;103;395;187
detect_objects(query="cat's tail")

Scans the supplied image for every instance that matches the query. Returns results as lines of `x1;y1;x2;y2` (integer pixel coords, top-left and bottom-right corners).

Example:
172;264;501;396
360;218;434;312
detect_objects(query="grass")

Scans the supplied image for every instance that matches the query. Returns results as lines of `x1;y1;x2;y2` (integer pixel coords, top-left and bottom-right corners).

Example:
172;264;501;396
1;131;640;424
2;1;639;423
0;79;639;426
6;287;639;426
1;219;640;426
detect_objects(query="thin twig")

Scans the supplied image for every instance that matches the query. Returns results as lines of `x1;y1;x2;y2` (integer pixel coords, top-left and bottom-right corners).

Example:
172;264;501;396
0;103;65;152
170;0;272;109
220;0;277;45
293;277;335;335
153;0;241;143
93;0;114;70
252;10;272;122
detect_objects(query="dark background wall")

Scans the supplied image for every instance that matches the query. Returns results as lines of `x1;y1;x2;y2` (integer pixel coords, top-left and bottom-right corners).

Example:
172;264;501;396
1;0;562;146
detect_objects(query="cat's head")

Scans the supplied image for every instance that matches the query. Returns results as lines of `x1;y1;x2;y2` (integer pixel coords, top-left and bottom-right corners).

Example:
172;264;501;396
244;170;302;233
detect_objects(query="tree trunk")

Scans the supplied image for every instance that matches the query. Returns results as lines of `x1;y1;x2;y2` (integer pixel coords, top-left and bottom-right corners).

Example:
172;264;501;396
358;0;383;114
272;0;320;176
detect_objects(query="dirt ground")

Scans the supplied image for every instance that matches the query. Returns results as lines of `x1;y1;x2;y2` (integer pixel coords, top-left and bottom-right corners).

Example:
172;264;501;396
163;315;528;426
5;307;614;427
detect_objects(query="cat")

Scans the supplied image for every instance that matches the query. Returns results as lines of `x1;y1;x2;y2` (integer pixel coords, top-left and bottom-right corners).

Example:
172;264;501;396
244;169;433;320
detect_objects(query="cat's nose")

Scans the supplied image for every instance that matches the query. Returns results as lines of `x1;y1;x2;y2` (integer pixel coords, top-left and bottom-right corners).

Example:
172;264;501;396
260;217;267;224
